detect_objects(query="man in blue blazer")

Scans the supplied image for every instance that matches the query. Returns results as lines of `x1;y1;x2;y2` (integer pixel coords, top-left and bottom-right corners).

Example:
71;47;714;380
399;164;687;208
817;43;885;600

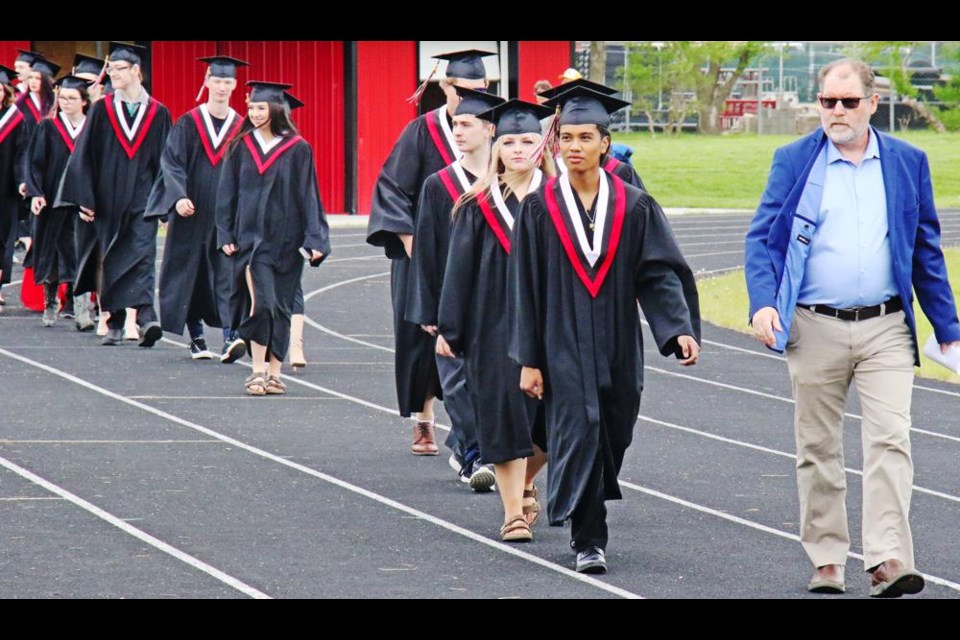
745;59;960;598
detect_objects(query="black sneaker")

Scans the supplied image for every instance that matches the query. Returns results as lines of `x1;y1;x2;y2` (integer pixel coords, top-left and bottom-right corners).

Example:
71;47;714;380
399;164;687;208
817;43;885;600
221;338;246;364
459;458;496;493
575;547;607;574
138;321;163;348
189;337;214;360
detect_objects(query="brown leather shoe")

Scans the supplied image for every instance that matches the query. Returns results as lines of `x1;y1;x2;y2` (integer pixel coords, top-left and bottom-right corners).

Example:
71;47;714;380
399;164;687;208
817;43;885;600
869;559;924;598
410;420;439;456
808;564;845;594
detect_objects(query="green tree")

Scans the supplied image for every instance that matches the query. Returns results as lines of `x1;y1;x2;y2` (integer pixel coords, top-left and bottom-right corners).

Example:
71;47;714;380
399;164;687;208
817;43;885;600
933;42;960;132
850;41;947;132
621;41;767;135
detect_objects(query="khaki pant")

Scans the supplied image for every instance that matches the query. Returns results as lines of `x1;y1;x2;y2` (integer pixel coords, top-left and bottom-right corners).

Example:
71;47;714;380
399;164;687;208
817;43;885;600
785;307;916;571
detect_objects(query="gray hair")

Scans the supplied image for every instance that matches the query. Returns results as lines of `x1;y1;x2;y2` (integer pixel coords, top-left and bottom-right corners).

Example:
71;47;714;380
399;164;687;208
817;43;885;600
818;58;876;95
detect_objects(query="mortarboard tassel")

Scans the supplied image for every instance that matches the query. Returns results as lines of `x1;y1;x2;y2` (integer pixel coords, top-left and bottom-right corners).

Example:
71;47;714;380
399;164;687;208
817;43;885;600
406;60;440;106
195;68;210;103
530;104;561;166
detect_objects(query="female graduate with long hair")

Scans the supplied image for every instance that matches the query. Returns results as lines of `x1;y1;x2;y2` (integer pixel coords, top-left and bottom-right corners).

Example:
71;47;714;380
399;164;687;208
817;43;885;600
216;81;330;395
0;66;28;308
25;76;91;329
437;99;555;542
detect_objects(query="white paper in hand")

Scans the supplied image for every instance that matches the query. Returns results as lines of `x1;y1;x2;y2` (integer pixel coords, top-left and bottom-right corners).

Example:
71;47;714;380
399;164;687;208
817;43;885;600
922;333;960;374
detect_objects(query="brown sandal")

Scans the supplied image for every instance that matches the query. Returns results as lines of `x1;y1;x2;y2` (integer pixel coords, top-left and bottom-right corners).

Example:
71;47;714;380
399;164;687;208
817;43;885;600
523;485;541;526
265;375;287;395
500;516;532;542
245;372;267;396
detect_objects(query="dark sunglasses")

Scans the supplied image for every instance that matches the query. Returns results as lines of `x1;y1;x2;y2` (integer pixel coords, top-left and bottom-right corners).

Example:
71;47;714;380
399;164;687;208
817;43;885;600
819;96;867;109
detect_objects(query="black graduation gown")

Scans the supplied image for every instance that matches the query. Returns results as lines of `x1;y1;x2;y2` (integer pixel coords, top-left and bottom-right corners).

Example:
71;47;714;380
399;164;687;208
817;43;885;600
0;105;27;285
56;95;172;309
439;177;544;464
215;132;330;359
508;171;700;525
14;93;46;261
603;156;646;191
146;106;243;333
24;115;82;284
367;106;458;415
404;162;476;327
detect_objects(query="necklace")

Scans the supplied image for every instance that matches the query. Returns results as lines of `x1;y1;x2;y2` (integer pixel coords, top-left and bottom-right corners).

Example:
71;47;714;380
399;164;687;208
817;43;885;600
584;199;597;230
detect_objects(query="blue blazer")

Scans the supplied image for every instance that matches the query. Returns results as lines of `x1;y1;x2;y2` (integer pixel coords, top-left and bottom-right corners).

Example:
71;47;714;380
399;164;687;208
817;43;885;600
744;127;960;363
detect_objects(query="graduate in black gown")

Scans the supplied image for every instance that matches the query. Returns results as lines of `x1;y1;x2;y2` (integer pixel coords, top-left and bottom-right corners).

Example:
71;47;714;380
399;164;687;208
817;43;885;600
14;55;59;267
509;85;701;574
0;66;28;307
406;86;501;488
56;42;172;347
72;53;108;105
216;81;330;396
25;75;89;329
366;48;496;456
537;79;647;191
438;99;556;542
146;55;249;363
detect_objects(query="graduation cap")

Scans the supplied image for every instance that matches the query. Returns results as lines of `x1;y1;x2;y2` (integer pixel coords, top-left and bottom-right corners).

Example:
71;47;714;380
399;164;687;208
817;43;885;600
55;75;91;91
109;42;146;66
478;99;553;138
195;56;249;102
282;90;304;111
433;49;497;81
198;55;249;79
73;53;106;77
453;86;504;117
537;77;618;101
15;49;41;64
246;80;292;106
31;56;61;78
0;65;16;86
545;85;630;127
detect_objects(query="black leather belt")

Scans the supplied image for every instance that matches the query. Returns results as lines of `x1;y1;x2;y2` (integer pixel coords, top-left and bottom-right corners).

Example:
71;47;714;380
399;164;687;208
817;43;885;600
797;296;903;322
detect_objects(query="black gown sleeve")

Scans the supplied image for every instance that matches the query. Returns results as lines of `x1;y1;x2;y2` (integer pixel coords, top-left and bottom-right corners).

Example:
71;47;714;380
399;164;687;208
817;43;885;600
437;202;480;355
215;144;241;250
55;101;101;211
405;175;448;326
508;196;545;369
145;116;190;220
633;193;701;357
297;142;331;265
367;119;424;258
24;121;50;199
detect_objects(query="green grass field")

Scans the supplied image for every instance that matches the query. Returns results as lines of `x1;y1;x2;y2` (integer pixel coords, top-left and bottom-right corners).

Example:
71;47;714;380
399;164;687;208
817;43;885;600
697;248;960;384
619;130;960;210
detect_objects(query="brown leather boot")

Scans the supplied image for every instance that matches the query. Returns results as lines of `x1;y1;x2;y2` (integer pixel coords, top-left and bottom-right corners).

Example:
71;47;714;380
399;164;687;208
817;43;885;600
410;419;439;456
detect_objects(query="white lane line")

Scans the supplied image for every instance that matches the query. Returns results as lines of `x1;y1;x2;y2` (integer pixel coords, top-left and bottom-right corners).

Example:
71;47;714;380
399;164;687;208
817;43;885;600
325;256;385;264
644;363;960;445
637;415;960;504
684;250;745;259
620;480;960;593
3;344;641;600
305;276;960;447
0;496;65;502
0;451;270;599
676;240;745;247
297;278;960;588
697;334;960;401
329;243;378;249
0;439;222;444
127;396;338;401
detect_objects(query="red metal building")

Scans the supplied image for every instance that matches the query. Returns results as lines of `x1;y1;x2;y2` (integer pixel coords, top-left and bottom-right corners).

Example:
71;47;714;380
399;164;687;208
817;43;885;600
3;40;572;214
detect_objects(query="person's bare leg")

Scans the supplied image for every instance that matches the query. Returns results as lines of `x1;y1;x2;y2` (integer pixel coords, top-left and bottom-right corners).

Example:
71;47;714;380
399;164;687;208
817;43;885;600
523;445;548;525
496;459;527;523
250;342;268;373
267;353;282;378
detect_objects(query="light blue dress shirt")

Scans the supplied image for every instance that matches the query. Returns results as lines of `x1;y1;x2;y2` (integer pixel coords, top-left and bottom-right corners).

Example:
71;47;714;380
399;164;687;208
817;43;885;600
797;130;899;308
